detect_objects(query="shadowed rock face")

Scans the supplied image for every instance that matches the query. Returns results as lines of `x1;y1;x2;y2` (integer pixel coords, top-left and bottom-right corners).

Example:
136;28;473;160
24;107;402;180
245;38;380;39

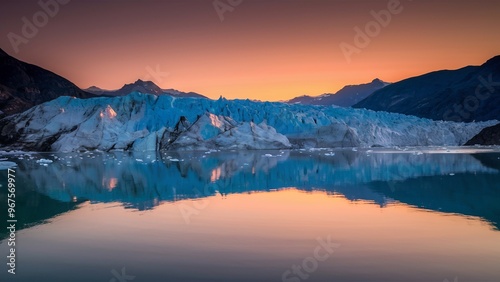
0;48;95;117
163;113;291;151
466;123;500;145
353;55;500;122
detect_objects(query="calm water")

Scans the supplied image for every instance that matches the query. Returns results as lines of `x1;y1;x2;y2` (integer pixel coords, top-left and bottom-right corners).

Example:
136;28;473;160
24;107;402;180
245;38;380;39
1;148;500;282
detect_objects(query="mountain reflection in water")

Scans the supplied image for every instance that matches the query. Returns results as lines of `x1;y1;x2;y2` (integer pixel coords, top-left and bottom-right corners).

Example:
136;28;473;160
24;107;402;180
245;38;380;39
1;148;499;236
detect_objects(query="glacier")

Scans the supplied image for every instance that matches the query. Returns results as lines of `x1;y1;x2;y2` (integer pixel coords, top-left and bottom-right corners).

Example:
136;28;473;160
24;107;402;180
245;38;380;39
0;92;497;152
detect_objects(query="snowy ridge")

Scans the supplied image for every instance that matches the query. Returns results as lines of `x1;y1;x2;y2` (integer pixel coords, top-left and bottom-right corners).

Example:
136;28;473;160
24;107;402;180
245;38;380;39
0;92;497;151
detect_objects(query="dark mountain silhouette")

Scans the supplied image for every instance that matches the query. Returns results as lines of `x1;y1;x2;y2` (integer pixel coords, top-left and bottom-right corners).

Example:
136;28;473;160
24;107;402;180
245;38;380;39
354;56;500;122
287;78;389;107
0;48;95;117
465;123;500;145
85;79;207;98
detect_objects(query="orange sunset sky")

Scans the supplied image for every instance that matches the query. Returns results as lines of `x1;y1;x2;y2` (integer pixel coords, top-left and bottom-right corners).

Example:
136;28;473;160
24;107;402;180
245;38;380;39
1;0;500;101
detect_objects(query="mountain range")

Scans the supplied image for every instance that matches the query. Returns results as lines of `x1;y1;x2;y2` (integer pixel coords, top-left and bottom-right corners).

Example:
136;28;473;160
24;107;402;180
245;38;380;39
0;48;499;148
85;79;207;98
353;56;500;122
287;78;389;107
0;48;94;117
0;48;206;117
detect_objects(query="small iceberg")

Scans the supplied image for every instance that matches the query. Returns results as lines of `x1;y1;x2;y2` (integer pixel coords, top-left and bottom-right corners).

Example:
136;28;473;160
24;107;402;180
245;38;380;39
0;161;17;170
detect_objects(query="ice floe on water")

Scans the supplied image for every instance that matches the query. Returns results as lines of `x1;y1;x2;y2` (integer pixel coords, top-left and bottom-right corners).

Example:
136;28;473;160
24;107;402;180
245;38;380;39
0;161;17;170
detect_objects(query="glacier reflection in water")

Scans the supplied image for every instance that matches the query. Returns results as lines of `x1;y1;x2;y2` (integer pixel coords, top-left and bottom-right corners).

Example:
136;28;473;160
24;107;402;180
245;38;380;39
0;148;500;282
3;148;500;222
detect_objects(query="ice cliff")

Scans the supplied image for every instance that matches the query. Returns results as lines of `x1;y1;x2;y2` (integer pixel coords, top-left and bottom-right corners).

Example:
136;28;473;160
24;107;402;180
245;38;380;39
0;92;496;151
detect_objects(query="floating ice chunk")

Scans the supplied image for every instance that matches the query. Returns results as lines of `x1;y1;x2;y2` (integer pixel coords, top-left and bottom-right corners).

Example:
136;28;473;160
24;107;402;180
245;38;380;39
136;159;144;162
36;159;53;164
0;161;17;170
324;152;335;156
263;154;273;157
170;158;180;162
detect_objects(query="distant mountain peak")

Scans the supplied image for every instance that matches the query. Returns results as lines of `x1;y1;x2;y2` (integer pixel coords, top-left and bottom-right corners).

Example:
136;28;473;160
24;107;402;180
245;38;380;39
286;78;389;107
84;86;112;94
133;79;155;85
118;79;163;95
84;79;207;99
353;55;500;122
125;79;159;87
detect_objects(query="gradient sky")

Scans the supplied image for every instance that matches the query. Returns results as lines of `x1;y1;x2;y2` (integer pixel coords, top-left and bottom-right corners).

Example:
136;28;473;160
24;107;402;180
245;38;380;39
1;0;500;101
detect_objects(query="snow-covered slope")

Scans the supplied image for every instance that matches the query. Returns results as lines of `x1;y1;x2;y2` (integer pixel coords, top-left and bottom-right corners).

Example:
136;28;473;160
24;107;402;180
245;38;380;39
0;92;496;152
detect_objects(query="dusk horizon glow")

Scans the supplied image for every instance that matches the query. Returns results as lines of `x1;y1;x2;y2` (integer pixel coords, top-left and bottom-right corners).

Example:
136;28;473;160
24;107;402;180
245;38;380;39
1;0;499;101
